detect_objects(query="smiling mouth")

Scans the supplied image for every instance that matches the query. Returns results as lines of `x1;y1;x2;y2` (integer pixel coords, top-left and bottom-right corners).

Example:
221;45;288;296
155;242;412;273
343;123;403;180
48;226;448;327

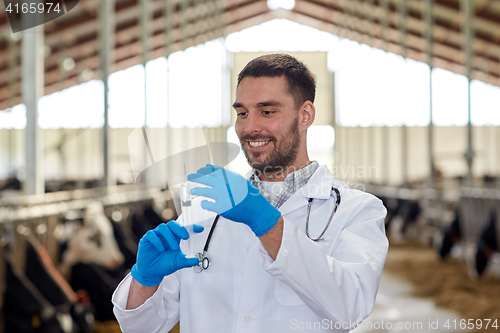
248;140;270;147
246;140;272;152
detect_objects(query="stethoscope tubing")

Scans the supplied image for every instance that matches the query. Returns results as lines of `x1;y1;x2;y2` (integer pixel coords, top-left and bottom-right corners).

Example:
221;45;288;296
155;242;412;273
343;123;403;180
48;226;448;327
195;187;341;272
306;187;341;241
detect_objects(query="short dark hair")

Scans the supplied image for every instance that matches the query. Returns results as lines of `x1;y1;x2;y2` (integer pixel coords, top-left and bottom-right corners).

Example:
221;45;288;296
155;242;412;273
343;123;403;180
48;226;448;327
237;53;316;109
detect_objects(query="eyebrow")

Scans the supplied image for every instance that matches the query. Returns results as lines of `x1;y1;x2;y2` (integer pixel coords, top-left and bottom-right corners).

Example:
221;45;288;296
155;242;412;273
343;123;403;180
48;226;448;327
232;100;283;109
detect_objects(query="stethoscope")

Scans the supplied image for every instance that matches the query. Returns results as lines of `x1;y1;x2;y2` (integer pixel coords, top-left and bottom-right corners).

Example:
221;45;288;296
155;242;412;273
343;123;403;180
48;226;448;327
194;187;341;273
193;215;220;273
306;187;341;241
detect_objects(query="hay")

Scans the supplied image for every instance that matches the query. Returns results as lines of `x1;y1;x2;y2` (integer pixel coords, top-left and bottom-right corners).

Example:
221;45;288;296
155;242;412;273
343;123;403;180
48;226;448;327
385;244;500;332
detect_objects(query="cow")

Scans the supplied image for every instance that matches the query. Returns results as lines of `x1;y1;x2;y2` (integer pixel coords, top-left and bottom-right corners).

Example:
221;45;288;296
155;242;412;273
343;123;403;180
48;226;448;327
474;211;499;276
439;199;500;278
3;234;93;333
56;199;168;321
55;201;128;321
439;210;461;259
59;201;124;278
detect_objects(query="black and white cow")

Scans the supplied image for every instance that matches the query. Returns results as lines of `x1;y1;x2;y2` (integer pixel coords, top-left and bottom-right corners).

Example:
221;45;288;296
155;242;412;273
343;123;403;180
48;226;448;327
56;199;168;321
59;202;124;277
474;211;499;276
3;235;93;333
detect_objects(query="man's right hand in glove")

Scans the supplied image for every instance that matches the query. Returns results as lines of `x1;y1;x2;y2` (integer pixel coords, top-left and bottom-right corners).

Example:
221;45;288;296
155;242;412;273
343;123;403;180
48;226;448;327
126;221;203;309
131;221;203;287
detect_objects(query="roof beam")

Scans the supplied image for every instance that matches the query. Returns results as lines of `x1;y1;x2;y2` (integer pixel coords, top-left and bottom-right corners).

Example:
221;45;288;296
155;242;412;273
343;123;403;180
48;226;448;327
290;3;500;82
0;1;267;101
2;0;500;108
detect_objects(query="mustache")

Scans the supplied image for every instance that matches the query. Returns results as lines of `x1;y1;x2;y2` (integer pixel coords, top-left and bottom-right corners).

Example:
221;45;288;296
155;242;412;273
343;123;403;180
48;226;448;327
240;134;276;142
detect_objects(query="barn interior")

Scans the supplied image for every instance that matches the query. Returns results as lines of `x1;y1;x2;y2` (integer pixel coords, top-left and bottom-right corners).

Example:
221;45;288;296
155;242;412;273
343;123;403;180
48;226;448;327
1;0;500;332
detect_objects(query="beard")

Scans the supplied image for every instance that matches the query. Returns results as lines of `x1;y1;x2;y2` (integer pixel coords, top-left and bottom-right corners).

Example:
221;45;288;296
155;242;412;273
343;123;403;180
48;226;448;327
240;116;300;176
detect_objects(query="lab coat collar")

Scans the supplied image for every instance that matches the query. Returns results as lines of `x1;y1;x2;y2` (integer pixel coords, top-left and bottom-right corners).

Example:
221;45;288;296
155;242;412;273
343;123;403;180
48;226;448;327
296;165;334;199
278;165;334;215
245;165;335;216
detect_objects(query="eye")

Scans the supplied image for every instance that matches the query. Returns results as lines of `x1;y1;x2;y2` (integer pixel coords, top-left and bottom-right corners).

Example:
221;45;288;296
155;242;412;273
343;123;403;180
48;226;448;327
88;232;102;247
237;112;248;117
262;111;275;115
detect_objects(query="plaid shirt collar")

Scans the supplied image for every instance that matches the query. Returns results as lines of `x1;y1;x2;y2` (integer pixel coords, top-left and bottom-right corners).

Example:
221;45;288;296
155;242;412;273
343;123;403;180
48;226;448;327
248;161;319;209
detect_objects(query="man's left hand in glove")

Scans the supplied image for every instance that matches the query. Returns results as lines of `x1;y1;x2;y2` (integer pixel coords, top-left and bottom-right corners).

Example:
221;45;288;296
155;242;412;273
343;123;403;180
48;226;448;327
188;164;281;237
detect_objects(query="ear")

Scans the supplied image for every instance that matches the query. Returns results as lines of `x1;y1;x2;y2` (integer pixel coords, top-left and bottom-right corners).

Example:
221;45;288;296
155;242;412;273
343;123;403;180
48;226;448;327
298;101;315;131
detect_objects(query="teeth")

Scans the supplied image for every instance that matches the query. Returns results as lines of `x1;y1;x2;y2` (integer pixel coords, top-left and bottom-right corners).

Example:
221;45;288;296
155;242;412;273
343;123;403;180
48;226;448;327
249;141;269;147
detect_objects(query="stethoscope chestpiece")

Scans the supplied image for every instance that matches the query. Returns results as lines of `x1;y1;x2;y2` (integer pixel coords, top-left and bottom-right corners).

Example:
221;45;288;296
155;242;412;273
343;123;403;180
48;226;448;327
194;252;210;273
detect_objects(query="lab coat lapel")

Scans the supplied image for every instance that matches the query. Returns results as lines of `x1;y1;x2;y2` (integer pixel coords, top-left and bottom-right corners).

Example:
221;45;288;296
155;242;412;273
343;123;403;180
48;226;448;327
278;194;309;216
278;165;334;216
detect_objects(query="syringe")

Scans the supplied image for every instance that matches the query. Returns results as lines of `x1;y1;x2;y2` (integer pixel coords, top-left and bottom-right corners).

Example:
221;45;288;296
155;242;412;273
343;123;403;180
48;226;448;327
180;163;194;257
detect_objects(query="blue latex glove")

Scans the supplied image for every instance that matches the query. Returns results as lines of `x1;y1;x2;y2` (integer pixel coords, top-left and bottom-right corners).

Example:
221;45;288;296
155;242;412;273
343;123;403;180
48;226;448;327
188;164;281;237
131;221;204;287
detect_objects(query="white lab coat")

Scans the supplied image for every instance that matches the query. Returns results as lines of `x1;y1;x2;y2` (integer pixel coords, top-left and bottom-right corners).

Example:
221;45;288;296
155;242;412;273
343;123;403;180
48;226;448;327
112;165;389;333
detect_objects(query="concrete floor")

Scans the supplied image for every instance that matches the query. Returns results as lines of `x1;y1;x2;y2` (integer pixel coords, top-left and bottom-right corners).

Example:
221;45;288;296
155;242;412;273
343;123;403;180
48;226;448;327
353;273;468;333
167;269;470;333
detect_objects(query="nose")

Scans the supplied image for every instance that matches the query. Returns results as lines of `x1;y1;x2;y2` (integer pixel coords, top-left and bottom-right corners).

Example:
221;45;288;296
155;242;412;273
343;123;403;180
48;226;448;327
108;258;122;269
108;253;124;269
244;112;262;134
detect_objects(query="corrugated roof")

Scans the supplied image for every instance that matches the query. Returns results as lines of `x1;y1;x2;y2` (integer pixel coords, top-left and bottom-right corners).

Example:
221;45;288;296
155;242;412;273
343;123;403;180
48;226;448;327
0;0;499;110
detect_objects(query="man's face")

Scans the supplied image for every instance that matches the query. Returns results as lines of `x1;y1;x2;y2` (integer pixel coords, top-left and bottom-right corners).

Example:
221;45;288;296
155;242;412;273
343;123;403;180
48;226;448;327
233;76;301;174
